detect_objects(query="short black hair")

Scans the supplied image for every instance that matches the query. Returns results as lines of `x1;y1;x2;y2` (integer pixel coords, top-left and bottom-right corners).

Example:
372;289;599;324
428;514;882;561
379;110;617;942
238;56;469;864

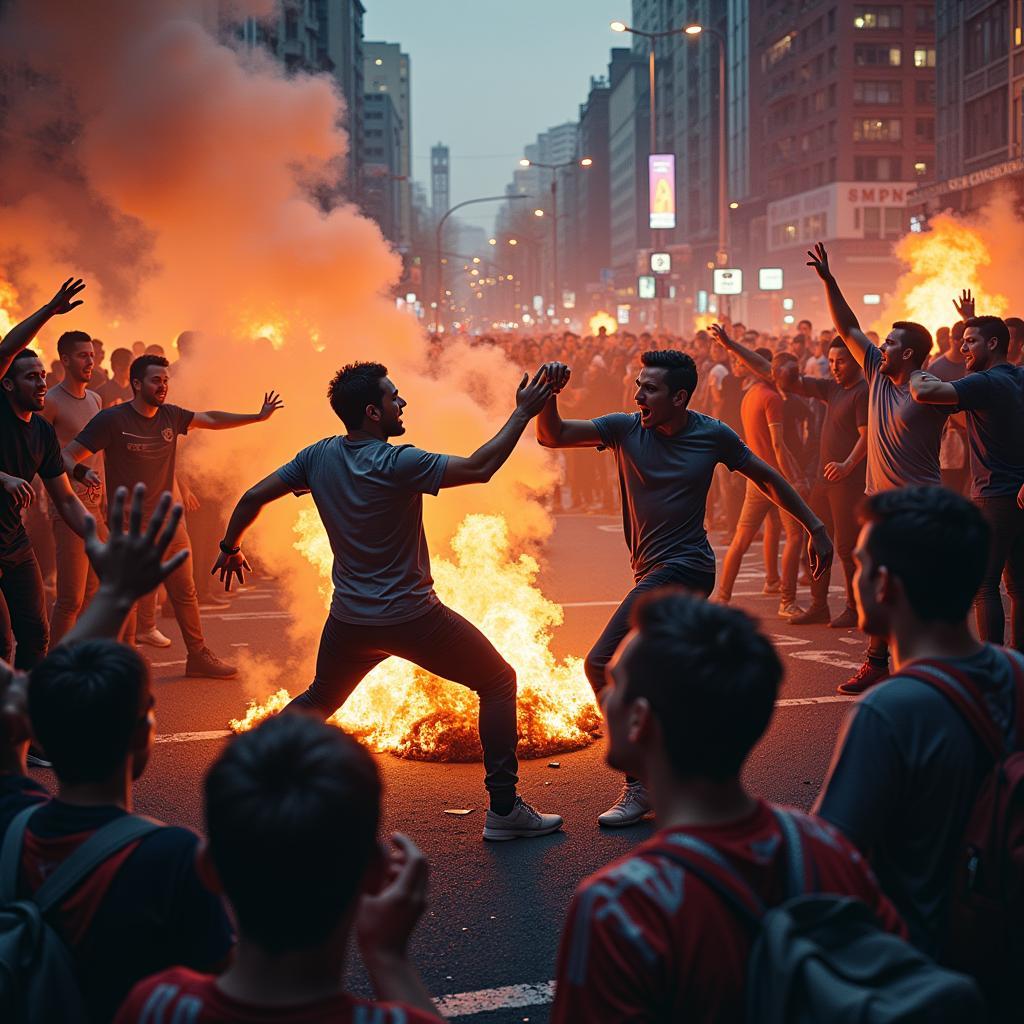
205;715;381;953
2;348;41;380
28;640;150;785
56;330;93;358
964;315;1010;354
1005;316;1024;336
623;591;781;780
129;354;169;386
828;337;850;353
860;486;989;623
110;347;133;372
640;349;697;404
891;321;933;366
327;361;388;430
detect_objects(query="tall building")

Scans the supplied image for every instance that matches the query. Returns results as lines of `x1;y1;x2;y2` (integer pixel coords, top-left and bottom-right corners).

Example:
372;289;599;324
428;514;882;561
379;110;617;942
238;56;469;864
431;143;450;215
361;90;403;243
364;42;412;244
913;0;1024;216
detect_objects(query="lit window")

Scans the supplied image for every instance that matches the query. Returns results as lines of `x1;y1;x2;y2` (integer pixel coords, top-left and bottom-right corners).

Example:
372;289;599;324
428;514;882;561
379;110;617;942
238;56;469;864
913;48;936;67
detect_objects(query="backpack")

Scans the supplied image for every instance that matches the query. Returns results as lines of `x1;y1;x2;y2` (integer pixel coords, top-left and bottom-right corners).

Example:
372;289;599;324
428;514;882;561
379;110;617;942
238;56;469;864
0;804;160;1023
657;808;984;1024
894;650;1024;1018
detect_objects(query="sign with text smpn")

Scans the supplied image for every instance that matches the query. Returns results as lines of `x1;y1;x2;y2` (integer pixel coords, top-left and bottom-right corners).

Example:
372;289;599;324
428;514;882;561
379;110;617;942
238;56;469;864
758;268;783;291
648;154;676;230
638;275;656;299
713;268;743;296
650;251;672;274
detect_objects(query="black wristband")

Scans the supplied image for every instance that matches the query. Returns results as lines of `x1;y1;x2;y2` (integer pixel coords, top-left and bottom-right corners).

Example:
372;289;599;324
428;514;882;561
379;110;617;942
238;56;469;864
219;540;241;555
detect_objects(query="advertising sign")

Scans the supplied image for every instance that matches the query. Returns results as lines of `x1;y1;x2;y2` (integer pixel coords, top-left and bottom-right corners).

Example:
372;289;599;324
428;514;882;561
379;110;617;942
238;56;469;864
713;268;743;296
650;251;672;274
758;268;783;291
648;154;676;230
638;275;656;299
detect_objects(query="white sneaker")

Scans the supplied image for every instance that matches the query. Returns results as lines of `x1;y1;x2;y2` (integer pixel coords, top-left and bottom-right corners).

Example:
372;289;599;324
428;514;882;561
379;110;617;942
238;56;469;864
136;627;172;648
777;600;805;620
482;797;563;841
597;781;652;827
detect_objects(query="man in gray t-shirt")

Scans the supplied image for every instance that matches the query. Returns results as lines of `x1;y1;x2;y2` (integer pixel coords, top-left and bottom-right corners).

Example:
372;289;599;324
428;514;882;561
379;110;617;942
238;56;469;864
537;350;831;828
215;361;565;842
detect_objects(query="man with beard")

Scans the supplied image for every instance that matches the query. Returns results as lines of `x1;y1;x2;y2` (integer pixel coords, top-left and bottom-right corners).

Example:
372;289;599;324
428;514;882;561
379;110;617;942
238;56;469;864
213;361;565;842
0;279;92;671
61;354;282;678
536;349;831;826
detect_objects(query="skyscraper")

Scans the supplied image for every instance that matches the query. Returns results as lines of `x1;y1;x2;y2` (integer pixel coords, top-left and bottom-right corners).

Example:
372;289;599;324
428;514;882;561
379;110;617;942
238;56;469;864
431;143;450;215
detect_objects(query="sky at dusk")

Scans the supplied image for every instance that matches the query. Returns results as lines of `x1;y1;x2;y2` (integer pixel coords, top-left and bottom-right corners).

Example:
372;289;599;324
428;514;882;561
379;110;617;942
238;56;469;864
363;0;630;228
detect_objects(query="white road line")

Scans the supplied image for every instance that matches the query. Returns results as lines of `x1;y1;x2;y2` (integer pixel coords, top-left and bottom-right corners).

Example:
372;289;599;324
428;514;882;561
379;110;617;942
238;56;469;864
154;730;230;744
203;611;292;621
151;659;186;668
435;980;555;1018
777;694;855;706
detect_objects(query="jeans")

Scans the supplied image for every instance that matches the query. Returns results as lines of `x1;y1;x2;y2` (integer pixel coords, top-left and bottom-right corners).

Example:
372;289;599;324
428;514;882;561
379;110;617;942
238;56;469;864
975;495;1024;649
808;476;863;611
0;548;48;669
49;510;101;644
584;562;716;695
132;520;204;652
287;603;519;797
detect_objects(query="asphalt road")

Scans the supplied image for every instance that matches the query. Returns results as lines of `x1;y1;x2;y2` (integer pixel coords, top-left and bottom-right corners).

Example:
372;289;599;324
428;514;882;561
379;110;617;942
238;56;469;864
32;512;871;1022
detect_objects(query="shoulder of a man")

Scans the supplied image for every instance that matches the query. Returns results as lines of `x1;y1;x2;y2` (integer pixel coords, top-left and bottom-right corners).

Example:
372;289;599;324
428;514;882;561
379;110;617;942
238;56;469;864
114;967;214;1023
862;342;882;378
162;403;194;433
592;411;638;448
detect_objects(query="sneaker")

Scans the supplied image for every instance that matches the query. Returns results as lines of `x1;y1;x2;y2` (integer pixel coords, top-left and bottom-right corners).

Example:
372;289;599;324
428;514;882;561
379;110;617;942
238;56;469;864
837;662;889;696
597;781;652;828
762;579;781;595
27;746;52;769
185;646;238;679
829;606;858;629
778;600;806;620
136;627;172;648
482;797;563;841
789;604;831;625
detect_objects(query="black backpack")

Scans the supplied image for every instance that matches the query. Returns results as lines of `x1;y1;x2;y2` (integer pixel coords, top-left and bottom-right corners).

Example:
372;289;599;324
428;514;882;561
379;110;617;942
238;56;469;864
656;808;985;1024
0;804;160;1023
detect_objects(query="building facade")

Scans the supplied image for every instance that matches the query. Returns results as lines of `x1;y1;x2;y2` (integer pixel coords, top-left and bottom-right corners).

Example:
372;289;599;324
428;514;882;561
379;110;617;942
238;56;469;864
364;41;411;244
361;90;403;243
431;143;450;215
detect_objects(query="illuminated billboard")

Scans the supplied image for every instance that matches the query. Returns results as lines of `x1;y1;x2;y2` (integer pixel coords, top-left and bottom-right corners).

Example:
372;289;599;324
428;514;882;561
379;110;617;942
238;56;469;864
648;154;676;230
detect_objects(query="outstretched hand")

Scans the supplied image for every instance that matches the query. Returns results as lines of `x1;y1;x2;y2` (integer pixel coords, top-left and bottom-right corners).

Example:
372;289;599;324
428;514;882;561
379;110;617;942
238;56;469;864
515;367;555;418
541;361;571;393
806;242;831;281
258;391;284;420
85;484;189;601
709;323;733;348
953;288;974;321
211;547;251;592
48;278;86;316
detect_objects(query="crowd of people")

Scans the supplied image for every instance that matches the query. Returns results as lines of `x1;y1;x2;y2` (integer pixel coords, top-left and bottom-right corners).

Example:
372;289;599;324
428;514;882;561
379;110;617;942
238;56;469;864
0;240;1022;1022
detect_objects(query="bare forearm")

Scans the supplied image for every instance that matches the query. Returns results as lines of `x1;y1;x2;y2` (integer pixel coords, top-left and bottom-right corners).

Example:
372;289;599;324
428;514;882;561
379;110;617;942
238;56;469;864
469;409;531;480
55;493;89;538
0;305;53;378
536;396;564;446
845;433;867;466
364;953;439;1018
724;336;773;382
821;275;867;363
751;466;824;536
223;492;266;548
198;410;263;430
61;584;134;646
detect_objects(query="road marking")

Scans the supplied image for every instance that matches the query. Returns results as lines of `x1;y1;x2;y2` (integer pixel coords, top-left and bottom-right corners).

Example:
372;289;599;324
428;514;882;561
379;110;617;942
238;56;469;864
154;730;230;744
203;611;292;621
789;650;863;670
777;694;855;707
435;980;555;1018
151;659;186;668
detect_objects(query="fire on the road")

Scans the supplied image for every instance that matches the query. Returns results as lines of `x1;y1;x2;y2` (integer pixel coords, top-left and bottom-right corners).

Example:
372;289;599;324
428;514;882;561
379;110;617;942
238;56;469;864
230;512;602;761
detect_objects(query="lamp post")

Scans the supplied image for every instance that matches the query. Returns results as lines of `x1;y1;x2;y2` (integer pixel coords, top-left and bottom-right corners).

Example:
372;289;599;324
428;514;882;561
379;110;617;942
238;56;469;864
434;194;530;333
518;157;592;323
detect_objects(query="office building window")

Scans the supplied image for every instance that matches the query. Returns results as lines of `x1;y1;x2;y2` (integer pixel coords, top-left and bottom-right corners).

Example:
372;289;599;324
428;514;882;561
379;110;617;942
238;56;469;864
966;4;1010;72
855;45;902;66
854;156;902;180
854;6;903;29
913;48;936;67
916;6;936;31
853;117;902;141
914;160;929;177
915;118;934;142
965;88;1009;158
858;206;905;239
915;80;936;104
854;80;903;104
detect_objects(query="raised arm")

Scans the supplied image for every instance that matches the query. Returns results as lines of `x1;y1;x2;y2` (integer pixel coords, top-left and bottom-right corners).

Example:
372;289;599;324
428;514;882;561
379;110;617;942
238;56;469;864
709;324;773;383
191;390;283;431
441;368;553;486
806;243;873;368
953;288;975;322
0;278;85;379
909;369;959;405
535;361;604;449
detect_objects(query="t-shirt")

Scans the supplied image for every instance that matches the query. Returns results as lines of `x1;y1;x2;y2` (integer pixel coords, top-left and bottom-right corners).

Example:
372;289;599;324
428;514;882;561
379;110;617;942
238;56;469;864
798;376;869;484
552;801;905;1024
0;393;65;559
717;371;744;433
739;380;784;471
41;383;103;510
86;367;109;391
592;411;750;579
75;402;194;510
816;645;1021;956
863;344;949;494
0;798;234;1022
97;376;135;408
926;353;967;383
116;968;444;1023
276;436;449;625
951;363;1024;497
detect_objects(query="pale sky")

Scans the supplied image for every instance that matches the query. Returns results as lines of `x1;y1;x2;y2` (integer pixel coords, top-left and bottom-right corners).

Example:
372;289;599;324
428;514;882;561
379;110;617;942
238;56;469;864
363;0;629;227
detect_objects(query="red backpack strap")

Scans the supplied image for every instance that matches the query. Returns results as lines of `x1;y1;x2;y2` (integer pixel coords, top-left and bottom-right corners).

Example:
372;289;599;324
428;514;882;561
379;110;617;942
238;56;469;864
896;656;1008;760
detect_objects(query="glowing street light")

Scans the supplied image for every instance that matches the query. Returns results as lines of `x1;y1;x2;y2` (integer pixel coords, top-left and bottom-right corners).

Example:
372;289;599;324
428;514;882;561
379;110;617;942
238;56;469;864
684;24;702;35
533;208;545;217
610;20;627;32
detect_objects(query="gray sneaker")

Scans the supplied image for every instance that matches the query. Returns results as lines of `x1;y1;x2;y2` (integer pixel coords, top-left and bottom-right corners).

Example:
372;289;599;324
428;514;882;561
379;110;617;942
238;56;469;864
597;780;652;827
482;797;563;841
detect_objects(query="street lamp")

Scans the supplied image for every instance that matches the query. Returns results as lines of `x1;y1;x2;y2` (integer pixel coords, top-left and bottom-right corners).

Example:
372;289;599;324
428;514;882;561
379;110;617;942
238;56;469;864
518;156;593;320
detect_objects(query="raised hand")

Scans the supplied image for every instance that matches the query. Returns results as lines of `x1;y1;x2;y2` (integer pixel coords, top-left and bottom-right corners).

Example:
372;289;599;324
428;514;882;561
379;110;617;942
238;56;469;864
85;484;188;601
258;391;284;421
953;288;975;321
356;832;429;962
709;323;734;348
211;546;251;592
515;367;555;418
541;361;571;393
806;242;831;281
1;474;34;510
47;278;86;316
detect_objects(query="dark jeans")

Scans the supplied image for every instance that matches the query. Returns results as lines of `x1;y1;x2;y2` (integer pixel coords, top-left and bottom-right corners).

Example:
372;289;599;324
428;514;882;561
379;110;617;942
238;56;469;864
584;562;716;695
287;603;519;797
808;476;863;611
975;495;1024;649
0;548;48;669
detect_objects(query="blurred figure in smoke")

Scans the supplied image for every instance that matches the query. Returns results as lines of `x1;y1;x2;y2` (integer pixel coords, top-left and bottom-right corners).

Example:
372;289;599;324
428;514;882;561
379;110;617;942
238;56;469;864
87;338;108;392
98;346;134;407
1005;317;1024;366
215;361;565;843
62;355;282;678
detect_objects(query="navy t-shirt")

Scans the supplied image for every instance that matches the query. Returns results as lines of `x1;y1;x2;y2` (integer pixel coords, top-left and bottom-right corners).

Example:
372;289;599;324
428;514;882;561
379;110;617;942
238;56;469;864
592;411;750;579
798;376;869;484
951;363;1024;498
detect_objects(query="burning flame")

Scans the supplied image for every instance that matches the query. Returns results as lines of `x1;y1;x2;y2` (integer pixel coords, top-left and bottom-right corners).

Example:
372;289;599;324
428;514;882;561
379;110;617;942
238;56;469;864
588;311;617;336
231;512;602;761
0;279;20;338
878;211;1008;345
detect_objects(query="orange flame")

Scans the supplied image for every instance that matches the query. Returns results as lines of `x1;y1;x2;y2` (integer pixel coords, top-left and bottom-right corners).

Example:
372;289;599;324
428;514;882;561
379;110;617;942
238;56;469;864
588;311;617;336
0;279;20;339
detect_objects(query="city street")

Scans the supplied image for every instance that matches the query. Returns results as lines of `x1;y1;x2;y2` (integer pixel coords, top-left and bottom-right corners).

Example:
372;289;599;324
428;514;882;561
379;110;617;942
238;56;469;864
41;512;866;1023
